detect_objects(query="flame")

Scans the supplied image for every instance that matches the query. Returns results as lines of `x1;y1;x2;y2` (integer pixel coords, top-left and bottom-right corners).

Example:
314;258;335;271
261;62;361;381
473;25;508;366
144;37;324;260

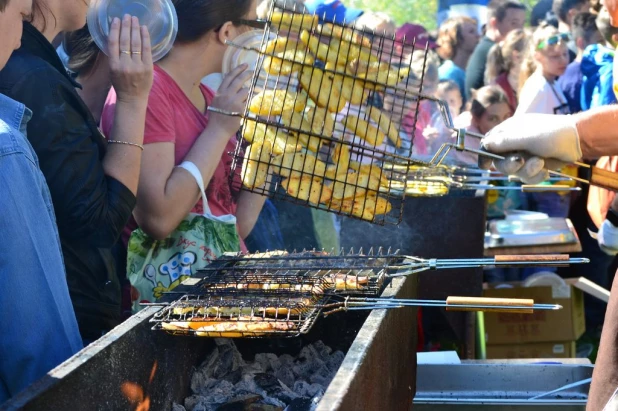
121;361;158;411
149;361;158;384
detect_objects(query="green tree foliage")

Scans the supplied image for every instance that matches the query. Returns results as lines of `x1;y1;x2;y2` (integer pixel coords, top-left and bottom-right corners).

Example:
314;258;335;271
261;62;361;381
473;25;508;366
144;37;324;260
346;0;539;31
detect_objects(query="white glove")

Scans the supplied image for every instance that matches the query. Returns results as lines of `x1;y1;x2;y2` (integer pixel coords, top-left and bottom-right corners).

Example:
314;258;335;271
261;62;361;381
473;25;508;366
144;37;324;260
598;219;618;256
480;114;582;184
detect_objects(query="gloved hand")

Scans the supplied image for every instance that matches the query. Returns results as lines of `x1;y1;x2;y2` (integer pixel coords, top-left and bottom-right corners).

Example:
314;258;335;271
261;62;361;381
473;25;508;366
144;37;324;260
598;219;618;256
480;114;583;184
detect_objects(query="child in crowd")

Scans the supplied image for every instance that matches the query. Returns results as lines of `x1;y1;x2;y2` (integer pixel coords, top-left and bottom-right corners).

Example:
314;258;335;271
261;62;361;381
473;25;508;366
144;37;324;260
423;80;462;154
517;23;571;116
485;28;528;112
581;6;618;110
451;85;512;166
558;12;602;113
436;16;480;100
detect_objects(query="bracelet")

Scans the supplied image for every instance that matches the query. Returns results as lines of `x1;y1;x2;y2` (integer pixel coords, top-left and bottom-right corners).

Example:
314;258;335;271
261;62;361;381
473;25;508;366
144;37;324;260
107;140;144;151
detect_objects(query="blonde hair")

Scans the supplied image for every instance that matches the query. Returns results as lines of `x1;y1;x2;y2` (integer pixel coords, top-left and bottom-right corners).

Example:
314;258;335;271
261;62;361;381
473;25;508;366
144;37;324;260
484;29;528;84
519;23;562;91
354;11;397;36
437;16;478;60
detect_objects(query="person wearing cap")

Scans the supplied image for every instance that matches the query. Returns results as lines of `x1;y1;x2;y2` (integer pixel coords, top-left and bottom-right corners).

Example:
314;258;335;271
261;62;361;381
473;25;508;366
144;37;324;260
394;23;438;61
464;0;526;99
480;0;618;406
0;0;83;402
304;0;363;24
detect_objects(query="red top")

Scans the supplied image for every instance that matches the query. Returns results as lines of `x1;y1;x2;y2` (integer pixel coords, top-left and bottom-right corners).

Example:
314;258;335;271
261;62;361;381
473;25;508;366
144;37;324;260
101;65;245;250
495;72;518;113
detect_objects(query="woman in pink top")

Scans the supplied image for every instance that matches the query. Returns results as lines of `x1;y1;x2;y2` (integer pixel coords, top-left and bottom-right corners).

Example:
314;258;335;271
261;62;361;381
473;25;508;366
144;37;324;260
101;0;264;251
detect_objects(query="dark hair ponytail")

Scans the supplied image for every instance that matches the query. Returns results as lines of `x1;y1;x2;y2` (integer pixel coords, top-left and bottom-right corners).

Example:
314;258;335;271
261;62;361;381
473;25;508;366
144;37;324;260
172;0;254;43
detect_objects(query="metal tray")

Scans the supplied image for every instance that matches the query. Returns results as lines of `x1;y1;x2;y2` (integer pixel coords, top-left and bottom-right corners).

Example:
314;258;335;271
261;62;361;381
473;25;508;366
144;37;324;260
414;363;592;410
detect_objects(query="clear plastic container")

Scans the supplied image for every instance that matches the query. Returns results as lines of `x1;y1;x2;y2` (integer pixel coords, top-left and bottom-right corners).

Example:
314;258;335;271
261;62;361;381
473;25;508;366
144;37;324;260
87;0;178;62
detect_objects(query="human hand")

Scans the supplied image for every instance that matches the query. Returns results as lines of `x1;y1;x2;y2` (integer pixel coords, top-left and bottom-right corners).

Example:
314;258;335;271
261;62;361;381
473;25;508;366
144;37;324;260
209;64;253;135
598;219;618;255
108;15;154;103
480;114;582;184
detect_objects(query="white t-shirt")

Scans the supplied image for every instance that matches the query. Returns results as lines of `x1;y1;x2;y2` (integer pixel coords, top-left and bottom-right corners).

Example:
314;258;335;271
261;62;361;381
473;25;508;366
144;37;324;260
516;70;570;115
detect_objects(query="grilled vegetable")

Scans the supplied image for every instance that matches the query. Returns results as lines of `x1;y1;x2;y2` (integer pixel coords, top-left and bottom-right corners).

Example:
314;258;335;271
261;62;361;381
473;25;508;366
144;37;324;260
249;90;307;116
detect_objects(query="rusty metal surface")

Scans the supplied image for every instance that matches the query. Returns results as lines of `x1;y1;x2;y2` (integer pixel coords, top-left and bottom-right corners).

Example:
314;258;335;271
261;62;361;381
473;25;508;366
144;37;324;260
1;306;215;411
317;276;418;411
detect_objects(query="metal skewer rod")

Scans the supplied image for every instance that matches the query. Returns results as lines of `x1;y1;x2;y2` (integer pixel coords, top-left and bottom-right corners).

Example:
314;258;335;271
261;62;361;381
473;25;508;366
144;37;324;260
322;295;562;316
388;255;589;276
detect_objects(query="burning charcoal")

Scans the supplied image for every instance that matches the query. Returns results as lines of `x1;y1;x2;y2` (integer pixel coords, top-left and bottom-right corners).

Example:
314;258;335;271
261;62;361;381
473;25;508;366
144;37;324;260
283;397;313;411
215;394;262;411
297;345;320;363
254;373;282;392
278;354;294;368
308;365;331;387
191;369;219;396
311;341;332;359
268;354;282;372
214;344;245;379
234;374;262;397
241;361;265;376
306;384;324;398
199;348;221;379
172;403;187;411
246;404;285;411
293;380;310;397
222;366;243;385
184;395;214;411
274;366;296;389
260;395;287;408
202;380;236;405
254;353;279;372
325;351;344;373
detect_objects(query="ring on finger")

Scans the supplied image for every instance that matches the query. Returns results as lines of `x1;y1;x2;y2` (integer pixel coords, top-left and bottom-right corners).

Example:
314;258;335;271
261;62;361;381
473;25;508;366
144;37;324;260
131;51;142;55
120;50;131;55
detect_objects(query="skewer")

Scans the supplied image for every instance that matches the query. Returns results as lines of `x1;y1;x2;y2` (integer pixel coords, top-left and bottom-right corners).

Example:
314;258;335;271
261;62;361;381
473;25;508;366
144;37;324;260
388;255;589;276
321;295;562;316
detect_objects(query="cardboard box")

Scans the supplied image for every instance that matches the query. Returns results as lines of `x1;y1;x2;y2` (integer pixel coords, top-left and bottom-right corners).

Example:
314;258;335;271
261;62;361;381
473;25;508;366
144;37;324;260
487;341;576;359
483;283;585;345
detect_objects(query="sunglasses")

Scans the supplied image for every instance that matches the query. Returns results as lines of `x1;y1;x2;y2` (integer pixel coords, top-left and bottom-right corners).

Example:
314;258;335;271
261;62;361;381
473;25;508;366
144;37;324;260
537;33;570;50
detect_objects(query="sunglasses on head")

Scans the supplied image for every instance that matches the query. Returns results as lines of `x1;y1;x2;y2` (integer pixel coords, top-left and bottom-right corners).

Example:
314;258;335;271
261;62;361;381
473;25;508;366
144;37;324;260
537;33;570;50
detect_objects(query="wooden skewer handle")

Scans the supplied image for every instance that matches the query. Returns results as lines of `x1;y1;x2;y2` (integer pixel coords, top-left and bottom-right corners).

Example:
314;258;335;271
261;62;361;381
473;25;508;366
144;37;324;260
446;296;534;314
590;166;618;192
494;254;570;264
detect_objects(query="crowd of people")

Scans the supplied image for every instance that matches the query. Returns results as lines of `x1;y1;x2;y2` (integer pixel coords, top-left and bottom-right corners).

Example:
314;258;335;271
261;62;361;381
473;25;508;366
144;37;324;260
3;0;618;406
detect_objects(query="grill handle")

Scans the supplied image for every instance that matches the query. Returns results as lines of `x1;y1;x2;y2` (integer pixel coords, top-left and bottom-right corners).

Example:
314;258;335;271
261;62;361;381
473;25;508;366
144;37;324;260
446;296;534;313
493;254;571;266
590;166;618;192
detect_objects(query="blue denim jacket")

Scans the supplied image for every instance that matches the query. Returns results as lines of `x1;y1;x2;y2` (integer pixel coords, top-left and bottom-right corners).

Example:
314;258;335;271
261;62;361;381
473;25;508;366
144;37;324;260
0;94;82;403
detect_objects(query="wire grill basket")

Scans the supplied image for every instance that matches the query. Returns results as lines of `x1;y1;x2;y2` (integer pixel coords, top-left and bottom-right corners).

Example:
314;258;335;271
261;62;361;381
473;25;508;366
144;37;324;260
151;293;325;338
215;2;434;225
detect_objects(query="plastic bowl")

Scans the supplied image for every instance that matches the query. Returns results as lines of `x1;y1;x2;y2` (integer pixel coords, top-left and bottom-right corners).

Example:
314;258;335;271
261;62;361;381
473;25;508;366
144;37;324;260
87;0;178;62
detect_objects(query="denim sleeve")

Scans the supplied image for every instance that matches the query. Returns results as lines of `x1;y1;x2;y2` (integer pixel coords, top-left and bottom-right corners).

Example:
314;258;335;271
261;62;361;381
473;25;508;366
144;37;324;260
7;68;136;248
0;149;82;402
